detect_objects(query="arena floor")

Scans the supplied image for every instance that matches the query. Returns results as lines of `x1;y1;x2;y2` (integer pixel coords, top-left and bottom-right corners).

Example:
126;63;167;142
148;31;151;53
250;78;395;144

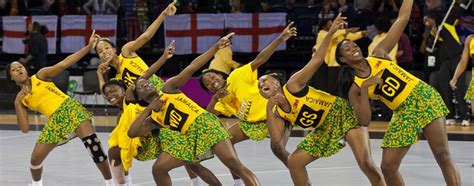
0;129;473;186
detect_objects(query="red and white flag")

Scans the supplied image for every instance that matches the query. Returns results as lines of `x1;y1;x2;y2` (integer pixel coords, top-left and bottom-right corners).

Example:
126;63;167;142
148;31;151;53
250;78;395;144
165;14;224;54
61;15;117;53
2;16;57;54
225;13;286;53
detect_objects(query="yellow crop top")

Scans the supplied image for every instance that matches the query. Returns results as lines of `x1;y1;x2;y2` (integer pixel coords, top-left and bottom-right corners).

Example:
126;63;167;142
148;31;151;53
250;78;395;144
354;56;420;110
22;75;68;117
151;92;205;134
214;63;268;122
116;54;149;87
275;85;336;128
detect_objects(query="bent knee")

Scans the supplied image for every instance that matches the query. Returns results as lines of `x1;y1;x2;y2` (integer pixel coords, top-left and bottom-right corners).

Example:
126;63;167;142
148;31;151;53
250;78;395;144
270;142;285;155
287;154;304;170
432;149;452;164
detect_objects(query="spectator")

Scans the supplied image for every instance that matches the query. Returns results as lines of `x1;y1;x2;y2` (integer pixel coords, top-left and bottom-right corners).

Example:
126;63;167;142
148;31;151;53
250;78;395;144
19;22;48;74
425;0;445;12
422;1;470;126
50;0;78;15
368;17;398;62
231;0;242;12
83;0;117;15
28;0;55;15
4;0;28;15
396;32;414;71
134;0;149;38
319;0;338;19
373;0;400;19
354;0;373;11
338;0;357;26
312;19;367;94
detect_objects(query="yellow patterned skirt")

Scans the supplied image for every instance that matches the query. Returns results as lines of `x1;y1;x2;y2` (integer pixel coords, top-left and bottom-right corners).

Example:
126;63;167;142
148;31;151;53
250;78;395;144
159;112;231;163
38;98;92;144
382;81;449;148
297;97;360;158
238;120;268;141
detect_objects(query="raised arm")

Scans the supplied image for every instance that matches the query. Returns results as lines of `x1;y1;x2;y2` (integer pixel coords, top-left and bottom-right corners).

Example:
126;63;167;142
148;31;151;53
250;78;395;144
287;15;346;92
372;0;413;58
450;35;473;89
250;22;297;70
128;96;164;138
96;62;109;94
121;2;176;56
139;41;175;80
163;33;234;92
37;30;98;81
14;86;29;133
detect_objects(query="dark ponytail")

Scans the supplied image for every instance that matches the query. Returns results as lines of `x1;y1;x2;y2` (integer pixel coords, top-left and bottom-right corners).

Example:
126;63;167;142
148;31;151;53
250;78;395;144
336;66;355;99
335;39;354;99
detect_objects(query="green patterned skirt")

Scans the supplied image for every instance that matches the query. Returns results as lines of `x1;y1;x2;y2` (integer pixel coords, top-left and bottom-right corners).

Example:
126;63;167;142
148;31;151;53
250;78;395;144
239;120;268;141
297;97;360;158
135;129;161;161
38;98;92;144
159;112;231;163
382;81;449;148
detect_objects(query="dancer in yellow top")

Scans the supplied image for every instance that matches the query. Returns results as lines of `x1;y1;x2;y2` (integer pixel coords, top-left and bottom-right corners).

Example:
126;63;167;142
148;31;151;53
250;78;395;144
95;1;176;88
450;34;474;126
258;14;385;186
8;31;114;186
129;33;260;186
335;0;461;184
199;23;296;185
102;42;220;185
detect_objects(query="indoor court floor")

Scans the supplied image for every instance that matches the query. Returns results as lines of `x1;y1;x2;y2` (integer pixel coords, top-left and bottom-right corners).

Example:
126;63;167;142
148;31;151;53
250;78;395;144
0;129;473;186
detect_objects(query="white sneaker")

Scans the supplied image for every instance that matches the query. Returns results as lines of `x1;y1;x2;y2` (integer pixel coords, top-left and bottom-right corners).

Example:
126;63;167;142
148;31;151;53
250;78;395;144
446;119;455;125
462;120;470;126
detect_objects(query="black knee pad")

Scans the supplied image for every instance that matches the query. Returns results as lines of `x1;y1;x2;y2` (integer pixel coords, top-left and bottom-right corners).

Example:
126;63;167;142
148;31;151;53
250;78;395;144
82;133;107;163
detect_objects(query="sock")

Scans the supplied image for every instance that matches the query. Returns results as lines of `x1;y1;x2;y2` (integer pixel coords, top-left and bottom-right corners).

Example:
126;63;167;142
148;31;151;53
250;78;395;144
191;177;201;186
125;175;132;186
31;179;43;186
105;179;114;186
234;179;244;186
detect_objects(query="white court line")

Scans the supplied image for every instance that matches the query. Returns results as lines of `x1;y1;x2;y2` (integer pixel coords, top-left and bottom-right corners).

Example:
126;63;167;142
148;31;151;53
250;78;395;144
0;133;37;140
134;163;471;185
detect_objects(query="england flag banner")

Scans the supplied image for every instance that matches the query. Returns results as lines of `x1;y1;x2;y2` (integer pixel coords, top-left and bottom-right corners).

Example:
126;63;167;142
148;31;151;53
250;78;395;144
224;13;287;53
61;15;117;53
164;14;225;54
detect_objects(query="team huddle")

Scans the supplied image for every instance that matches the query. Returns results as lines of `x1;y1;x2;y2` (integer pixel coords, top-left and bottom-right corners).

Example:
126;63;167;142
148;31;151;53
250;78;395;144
8;0;472;185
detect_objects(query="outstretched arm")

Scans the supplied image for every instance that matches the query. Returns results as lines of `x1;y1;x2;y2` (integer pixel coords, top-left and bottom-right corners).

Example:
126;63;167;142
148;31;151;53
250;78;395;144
128;96;164;138
450;35;473;89
163;33;234;92
287;14;346;92
250;22;297;70
121;2;176;56
37;30;98;81
139;41;175;80
372;0;413;58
